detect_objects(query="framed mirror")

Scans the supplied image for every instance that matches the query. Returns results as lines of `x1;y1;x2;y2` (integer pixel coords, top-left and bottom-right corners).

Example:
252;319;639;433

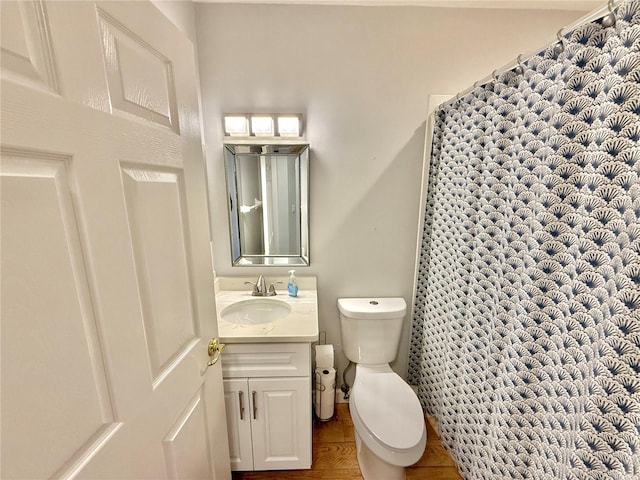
224;143;309;266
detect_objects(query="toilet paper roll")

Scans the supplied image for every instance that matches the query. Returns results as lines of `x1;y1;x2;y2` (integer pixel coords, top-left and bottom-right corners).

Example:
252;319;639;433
315;367;336;421
314;344;334;369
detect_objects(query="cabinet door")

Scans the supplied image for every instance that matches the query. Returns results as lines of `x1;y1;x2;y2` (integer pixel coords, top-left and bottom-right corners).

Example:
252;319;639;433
223;379;253;471
250;377;312;470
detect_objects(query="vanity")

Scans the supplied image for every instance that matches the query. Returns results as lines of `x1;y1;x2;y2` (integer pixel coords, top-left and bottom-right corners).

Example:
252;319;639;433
214;276;318;472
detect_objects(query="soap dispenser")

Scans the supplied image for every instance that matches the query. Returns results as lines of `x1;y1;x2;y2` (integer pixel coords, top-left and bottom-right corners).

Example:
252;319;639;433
287;270;298;297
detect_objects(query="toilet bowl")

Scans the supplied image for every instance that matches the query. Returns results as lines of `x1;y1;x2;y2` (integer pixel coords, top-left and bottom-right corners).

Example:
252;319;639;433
349;364;426;480
338;298;426;480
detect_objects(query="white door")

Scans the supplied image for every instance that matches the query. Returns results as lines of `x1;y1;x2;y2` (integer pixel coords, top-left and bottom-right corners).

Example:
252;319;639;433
250;377;312;471
0;1;230;479
223;379;254;471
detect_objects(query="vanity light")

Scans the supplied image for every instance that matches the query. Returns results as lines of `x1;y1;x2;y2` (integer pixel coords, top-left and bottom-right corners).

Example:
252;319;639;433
224;115;249;136
277;116;301;137
223;114;303;137
251;116;275;136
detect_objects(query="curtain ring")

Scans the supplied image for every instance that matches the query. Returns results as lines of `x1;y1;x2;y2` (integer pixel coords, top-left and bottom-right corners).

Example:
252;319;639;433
602;0;616;27
514;54;525;75
554;28;565;56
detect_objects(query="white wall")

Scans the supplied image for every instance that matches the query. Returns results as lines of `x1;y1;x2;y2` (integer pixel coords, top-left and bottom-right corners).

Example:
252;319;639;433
196;4;586;382
151;1;198;44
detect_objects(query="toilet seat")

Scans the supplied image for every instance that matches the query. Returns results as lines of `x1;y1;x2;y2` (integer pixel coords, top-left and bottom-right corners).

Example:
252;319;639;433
349;365;426;465
353;374;423;449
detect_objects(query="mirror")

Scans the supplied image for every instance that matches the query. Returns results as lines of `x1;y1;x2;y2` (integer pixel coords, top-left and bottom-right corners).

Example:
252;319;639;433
224;143;309;266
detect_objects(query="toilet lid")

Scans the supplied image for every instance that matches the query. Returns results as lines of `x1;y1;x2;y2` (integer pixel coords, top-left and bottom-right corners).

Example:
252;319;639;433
352;373;424;450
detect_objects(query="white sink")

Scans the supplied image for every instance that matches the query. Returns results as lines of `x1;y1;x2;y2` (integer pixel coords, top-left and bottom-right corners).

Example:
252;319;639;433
220;298;292;325
214;276;318;343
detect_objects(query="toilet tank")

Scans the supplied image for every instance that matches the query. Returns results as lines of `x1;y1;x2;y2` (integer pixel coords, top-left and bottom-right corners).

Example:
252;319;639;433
338;298;407;365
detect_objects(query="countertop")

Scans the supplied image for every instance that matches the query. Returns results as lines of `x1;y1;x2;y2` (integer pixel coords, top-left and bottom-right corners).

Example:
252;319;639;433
214;276;319;343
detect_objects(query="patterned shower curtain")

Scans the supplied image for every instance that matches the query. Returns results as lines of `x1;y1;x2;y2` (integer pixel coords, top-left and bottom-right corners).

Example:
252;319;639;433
408;2;640;479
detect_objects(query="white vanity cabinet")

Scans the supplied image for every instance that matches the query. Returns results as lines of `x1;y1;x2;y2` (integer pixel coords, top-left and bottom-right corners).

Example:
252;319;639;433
221;342;312;471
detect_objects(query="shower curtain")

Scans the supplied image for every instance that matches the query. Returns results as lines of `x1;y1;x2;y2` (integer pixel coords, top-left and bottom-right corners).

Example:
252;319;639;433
409;2;640;479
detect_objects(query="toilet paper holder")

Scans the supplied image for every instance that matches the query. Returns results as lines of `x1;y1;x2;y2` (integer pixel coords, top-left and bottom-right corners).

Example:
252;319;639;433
314;367;336;422
313;334;336;421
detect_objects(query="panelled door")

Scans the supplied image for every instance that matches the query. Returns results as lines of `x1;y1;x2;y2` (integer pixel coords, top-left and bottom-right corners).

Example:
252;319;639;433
250;377;311;471
1;1;230;478
223;379;254;471
223;377;311;472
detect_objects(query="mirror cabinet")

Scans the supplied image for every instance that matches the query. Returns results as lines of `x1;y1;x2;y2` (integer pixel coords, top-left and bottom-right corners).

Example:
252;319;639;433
224;143;309;266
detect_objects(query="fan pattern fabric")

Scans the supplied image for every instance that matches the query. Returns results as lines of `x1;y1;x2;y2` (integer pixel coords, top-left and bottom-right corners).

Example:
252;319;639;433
408;2;640;479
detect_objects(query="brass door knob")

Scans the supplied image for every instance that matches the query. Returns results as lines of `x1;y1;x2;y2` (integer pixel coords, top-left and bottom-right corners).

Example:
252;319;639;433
207;338;225;366
201;338;225;375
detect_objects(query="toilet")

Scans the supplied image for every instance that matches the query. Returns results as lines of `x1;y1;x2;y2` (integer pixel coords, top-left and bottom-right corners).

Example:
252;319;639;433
338;297;426;480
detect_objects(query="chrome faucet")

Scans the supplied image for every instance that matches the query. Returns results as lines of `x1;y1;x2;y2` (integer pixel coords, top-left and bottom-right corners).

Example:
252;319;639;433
244;275;282;296
245;275;266;295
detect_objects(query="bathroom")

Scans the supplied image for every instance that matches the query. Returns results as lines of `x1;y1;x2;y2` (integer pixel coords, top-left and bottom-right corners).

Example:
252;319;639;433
193;0;596;391
2;0;638;479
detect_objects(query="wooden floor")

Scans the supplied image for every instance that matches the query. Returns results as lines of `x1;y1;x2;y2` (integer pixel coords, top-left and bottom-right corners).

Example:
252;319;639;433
232;403;463;480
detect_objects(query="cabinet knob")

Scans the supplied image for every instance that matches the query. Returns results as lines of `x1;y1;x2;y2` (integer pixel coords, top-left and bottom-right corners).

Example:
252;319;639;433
252;391;258;420
239;391;245;420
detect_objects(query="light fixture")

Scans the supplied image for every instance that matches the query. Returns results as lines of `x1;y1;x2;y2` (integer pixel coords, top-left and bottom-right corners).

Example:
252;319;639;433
223;114;303;137
277;116;301;137
224;115;249;136
250;116;275;136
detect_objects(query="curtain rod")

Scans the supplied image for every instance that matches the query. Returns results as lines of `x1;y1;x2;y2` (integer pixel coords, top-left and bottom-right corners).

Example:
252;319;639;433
439;0;624;109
